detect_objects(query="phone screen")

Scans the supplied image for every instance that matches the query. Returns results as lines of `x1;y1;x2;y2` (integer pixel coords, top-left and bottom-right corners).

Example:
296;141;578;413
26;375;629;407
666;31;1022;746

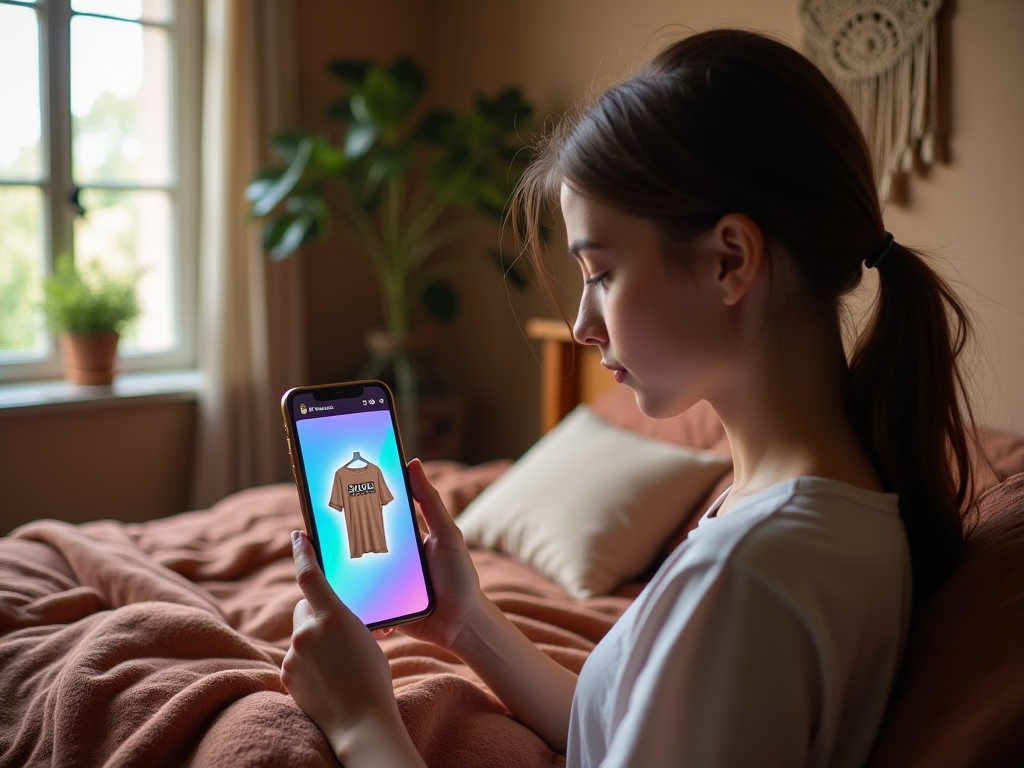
285;382;432;628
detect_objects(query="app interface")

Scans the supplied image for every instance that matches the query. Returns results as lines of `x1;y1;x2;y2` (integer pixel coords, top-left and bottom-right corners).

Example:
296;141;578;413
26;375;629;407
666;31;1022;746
292;385;429;626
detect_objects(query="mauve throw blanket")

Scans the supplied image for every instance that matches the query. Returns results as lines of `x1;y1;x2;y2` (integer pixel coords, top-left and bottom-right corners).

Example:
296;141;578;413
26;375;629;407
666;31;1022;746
0;481;632;768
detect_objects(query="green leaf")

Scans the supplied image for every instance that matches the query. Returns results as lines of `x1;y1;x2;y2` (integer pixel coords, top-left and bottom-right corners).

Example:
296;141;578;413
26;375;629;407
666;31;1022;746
245;166;286;202
426;157;478;206
358;68;418;131
349;93;373;124
325;97;353;122
361;160;387;206
422;280;459;323
389;56;427;100
413;109;455;143
286;193;332;240
270;130;310;162
373;146;413;180
344;121;379;159
252;137;314;216
329;59;372;84
262;213;296;253
270;212;317;260
310;140;347;173
477;88;531;126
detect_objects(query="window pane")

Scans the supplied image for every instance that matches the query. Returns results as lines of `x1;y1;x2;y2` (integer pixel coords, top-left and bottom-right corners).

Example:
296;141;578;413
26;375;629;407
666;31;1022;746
0;186;46;359
0;4;42;181
71;0;170;22
75;188;174;354
71;17;171;185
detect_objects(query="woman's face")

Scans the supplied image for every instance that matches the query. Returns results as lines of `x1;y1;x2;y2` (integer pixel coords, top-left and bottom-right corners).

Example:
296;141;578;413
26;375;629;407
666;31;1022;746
560;183;737;418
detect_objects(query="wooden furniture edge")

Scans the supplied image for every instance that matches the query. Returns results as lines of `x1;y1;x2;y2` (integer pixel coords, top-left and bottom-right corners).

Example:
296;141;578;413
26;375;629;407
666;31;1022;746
525;318;616;434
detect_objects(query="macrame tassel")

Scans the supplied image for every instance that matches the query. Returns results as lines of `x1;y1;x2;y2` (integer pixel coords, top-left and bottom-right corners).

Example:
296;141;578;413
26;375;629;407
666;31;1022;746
800;0;943;204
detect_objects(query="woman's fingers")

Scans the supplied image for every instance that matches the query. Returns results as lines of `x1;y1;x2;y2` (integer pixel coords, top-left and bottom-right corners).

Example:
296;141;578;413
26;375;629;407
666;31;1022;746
291;530;341;615
407;458;459;540
293;597;314;629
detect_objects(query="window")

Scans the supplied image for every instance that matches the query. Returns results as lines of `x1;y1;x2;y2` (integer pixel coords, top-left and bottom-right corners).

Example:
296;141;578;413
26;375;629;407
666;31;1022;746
0;0;200;381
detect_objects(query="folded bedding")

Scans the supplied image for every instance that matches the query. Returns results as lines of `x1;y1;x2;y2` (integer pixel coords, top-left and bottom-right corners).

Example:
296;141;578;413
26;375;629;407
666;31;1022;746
0;481;632;768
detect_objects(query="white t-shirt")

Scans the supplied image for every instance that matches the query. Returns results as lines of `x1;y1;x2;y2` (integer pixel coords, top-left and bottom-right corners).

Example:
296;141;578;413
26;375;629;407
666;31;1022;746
567;476;911;768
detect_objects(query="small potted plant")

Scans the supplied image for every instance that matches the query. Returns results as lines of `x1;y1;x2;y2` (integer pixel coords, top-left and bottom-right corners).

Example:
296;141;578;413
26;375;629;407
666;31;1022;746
42;256;140;385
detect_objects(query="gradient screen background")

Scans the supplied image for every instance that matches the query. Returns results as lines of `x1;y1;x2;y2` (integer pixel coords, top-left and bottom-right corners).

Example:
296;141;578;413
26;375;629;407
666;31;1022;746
291;385;430;627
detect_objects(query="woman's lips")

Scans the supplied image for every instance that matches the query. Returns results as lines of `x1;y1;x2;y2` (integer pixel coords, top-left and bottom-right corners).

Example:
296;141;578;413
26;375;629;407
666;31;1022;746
602;361;627;384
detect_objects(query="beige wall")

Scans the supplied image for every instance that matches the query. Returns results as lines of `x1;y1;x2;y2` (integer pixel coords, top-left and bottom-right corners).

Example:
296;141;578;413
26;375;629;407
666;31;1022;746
882;1;1024;432
423;0;804;462
296;0;429;388
295;0;1024;462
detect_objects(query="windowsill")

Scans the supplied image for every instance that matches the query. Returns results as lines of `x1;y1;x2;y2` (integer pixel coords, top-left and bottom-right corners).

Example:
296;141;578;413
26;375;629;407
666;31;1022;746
0;369;202;418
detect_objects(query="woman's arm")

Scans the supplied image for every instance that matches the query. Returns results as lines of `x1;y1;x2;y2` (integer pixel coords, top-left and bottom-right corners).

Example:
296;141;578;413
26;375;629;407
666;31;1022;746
282;460;576;764
398;460;577;753
451;592;578;753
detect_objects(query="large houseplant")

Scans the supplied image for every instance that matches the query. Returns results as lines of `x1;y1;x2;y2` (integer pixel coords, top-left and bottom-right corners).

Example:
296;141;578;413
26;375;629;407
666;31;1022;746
247;56;532;331
42;256;140;385
246;56;533;452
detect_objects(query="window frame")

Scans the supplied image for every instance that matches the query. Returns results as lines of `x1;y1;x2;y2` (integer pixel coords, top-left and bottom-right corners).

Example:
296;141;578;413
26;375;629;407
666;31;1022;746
0;0;202;382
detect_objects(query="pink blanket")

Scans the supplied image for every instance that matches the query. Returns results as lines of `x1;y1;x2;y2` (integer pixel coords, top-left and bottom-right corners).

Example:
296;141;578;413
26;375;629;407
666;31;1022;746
0;482;632;767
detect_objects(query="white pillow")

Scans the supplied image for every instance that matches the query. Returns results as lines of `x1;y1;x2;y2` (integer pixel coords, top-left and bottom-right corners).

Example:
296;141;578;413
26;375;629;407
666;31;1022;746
457;405;730;598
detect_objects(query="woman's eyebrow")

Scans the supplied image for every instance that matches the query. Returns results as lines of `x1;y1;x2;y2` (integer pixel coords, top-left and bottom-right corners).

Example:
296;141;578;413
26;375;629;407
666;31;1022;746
567;238;605;259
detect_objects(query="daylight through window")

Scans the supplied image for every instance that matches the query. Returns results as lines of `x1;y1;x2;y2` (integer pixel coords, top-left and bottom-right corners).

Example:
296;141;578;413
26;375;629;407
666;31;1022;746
0;0;198;379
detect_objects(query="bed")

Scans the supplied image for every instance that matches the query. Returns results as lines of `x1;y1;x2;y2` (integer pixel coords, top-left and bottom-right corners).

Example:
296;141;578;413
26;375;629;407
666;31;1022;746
2;321;1023;767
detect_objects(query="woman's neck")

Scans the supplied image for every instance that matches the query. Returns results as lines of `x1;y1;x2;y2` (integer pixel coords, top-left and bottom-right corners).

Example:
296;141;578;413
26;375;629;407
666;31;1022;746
710;309;882;515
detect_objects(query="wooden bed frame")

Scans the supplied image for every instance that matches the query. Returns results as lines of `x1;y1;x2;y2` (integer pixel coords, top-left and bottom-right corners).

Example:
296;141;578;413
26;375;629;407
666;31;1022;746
525;318;617;434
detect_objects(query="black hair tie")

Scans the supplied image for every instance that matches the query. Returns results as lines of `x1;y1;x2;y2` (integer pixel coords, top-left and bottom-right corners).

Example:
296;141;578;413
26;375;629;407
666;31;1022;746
866;232;895;269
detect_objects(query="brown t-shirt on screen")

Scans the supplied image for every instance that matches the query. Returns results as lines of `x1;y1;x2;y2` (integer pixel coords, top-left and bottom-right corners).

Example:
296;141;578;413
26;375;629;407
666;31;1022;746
329;462;395;558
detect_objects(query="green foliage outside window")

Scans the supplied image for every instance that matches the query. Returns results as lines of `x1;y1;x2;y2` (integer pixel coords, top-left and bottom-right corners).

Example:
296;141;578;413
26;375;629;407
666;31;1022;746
0;189;42;351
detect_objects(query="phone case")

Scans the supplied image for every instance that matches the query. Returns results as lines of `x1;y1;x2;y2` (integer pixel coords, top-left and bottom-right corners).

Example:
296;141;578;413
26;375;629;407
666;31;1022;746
281;380;434;629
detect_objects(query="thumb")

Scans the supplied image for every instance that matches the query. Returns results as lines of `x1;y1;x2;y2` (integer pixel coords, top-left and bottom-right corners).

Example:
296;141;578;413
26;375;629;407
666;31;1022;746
291;530;341;615
407;458;461;542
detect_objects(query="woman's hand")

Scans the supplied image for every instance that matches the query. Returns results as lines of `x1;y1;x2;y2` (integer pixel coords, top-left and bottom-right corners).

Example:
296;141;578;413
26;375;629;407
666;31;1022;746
403;459;577;753
281;531;423;767
402;461;577;753
397;458;486;652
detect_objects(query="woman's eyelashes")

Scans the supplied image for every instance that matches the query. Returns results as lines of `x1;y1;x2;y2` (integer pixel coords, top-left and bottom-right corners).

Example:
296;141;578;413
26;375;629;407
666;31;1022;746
584;271;610;287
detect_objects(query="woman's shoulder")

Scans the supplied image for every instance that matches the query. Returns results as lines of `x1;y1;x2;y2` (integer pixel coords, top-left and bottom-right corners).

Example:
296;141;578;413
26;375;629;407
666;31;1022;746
657;476;909;612
695;475;902;547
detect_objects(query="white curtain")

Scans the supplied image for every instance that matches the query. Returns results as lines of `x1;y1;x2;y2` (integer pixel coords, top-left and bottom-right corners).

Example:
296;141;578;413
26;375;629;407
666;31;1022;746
190;0;307;509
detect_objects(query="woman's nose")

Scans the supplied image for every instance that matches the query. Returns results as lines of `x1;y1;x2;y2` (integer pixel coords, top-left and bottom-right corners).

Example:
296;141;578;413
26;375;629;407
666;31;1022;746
573;291;607;346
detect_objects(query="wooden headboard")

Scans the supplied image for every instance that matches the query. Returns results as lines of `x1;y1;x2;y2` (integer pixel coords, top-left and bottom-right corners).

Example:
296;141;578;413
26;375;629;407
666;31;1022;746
525;318;617;434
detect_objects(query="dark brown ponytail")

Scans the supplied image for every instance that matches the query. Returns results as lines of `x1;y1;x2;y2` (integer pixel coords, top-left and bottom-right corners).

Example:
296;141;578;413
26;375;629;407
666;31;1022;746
849;243;976;606
512;29;976;610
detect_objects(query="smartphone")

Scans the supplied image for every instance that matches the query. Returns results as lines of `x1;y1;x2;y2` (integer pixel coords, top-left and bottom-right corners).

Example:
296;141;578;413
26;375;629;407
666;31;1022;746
281;380;433;630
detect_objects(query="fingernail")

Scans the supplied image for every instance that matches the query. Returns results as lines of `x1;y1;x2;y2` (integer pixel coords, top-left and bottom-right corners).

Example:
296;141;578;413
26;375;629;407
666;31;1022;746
291;530;302;547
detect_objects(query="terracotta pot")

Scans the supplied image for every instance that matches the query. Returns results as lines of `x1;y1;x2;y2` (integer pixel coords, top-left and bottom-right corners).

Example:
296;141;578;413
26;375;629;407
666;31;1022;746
60;332;120;385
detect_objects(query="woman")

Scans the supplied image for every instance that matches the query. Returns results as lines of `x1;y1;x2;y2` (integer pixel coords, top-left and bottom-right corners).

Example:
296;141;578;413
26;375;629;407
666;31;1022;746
281;29;976;767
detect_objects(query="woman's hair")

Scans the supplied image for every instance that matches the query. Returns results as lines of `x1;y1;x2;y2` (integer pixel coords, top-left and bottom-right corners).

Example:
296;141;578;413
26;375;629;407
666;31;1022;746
511;29;976;610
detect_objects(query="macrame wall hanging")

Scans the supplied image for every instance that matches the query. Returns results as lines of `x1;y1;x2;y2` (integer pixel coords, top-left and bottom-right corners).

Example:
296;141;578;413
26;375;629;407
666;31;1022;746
800;0;943;204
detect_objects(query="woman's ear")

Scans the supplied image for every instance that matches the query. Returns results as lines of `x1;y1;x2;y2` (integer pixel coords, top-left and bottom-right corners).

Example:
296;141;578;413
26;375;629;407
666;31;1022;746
711;213;765;307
